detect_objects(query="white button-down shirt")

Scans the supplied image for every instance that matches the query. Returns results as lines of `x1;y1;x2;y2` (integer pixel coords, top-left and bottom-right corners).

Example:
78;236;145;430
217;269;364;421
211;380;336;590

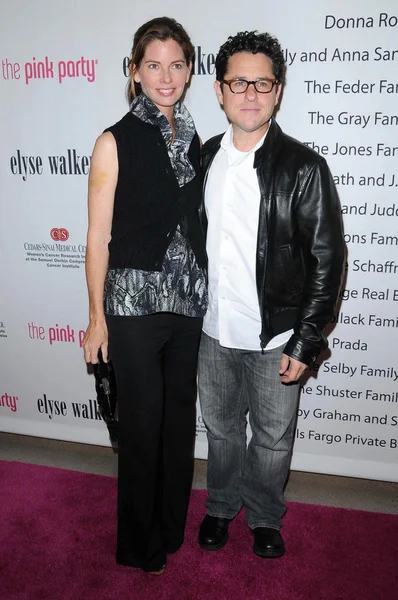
203;124;292;351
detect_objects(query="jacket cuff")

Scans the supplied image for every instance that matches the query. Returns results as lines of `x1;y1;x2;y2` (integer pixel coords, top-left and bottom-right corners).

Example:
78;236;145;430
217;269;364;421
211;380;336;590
283;334;325;368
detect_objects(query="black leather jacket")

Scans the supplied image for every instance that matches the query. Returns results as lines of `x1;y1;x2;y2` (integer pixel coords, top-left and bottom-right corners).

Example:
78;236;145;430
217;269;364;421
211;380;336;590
201;120;345;366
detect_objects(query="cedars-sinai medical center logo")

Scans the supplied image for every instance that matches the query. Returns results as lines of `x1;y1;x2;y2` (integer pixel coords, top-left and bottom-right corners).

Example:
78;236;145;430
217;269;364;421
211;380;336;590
1;56;98;84
50;228;69;242
23;228;86;269
0;320;7;339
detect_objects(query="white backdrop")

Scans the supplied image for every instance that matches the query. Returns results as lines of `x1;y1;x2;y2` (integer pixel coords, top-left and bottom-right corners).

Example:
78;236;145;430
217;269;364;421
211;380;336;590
1;0;397;481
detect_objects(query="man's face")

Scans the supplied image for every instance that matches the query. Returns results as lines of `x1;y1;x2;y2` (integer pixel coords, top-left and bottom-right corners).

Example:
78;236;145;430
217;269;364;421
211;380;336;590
214;52;282;139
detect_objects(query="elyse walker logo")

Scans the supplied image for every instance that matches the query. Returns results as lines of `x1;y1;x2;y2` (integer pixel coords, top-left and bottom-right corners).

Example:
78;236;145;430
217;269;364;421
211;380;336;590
0;393;18;413
122;45;216;77
24;229;86;269
10;149;91;181
1;56;98;84
37;393;101;421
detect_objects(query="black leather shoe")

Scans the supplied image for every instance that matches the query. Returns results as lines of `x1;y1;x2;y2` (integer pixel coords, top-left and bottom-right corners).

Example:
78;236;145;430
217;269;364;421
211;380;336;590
198;515;230;550
252;527;285;558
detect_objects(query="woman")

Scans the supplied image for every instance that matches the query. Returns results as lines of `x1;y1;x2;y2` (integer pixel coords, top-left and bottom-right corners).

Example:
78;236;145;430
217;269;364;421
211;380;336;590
83;17;207;575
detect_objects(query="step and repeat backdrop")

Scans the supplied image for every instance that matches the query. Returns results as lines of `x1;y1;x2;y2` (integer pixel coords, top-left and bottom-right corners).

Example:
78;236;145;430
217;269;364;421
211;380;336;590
1;0;397;481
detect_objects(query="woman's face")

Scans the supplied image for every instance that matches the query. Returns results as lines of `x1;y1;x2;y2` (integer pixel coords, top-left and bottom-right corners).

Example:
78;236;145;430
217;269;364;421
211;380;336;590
133;38;191;116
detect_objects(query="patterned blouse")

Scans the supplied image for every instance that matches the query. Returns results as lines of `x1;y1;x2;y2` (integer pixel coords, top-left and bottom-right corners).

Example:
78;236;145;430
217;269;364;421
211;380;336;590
104;93;207;318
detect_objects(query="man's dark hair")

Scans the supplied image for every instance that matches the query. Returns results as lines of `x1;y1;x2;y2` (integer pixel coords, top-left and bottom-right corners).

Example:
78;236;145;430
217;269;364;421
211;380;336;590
215;31;286;84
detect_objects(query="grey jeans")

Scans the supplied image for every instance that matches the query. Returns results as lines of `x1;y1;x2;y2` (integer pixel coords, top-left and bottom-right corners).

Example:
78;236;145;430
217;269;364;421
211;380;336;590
198;332;300;530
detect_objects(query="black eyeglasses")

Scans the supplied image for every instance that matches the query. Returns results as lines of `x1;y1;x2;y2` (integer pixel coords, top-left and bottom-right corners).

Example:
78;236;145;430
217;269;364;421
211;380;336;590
221;78;279;94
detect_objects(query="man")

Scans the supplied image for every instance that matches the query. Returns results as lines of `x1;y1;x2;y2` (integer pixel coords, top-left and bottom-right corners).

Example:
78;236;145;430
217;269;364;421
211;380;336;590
198;31;345;558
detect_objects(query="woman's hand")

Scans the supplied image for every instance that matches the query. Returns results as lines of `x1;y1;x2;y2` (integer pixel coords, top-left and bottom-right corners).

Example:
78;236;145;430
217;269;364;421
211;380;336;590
83;318;108;364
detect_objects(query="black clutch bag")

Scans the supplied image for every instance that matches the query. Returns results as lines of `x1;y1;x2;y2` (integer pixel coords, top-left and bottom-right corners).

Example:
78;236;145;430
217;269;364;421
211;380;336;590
92;349;119;443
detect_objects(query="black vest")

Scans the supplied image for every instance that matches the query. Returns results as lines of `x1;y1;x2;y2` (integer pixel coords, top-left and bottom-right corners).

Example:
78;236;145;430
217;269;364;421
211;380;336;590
105;112;206;270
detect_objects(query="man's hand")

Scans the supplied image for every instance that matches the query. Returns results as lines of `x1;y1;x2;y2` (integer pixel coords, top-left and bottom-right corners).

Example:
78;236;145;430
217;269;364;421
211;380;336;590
279;354;307;383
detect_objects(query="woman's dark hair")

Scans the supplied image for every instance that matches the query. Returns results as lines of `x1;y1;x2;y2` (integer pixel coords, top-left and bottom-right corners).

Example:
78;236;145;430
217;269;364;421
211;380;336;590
215;31;286;84
127;16;194;103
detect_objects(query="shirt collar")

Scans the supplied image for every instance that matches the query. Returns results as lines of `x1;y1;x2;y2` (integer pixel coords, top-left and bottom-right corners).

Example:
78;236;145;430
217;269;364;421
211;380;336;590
220;120;271;166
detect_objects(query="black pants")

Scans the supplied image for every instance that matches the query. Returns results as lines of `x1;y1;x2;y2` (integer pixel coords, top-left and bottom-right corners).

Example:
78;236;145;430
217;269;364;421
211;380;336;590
106;313;203;572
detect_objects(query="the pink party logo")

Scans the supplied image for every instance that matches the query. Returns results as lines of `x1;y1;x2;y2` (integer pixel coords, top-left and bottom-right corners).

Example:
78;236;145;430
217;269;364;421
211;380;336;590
0;393;18;413
1;56;98;84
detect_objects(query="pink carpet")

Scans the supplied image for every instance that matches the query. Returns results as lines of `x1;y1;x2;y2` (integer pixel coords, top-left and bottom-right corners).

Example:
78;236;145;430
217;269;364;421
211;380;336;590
1;460;397;600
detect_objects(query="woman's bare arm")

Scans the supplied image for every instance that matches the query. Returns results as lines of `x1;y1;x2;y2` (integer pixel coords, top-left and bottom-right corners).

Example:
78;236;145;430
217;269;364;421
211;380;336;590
83;131;118;364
